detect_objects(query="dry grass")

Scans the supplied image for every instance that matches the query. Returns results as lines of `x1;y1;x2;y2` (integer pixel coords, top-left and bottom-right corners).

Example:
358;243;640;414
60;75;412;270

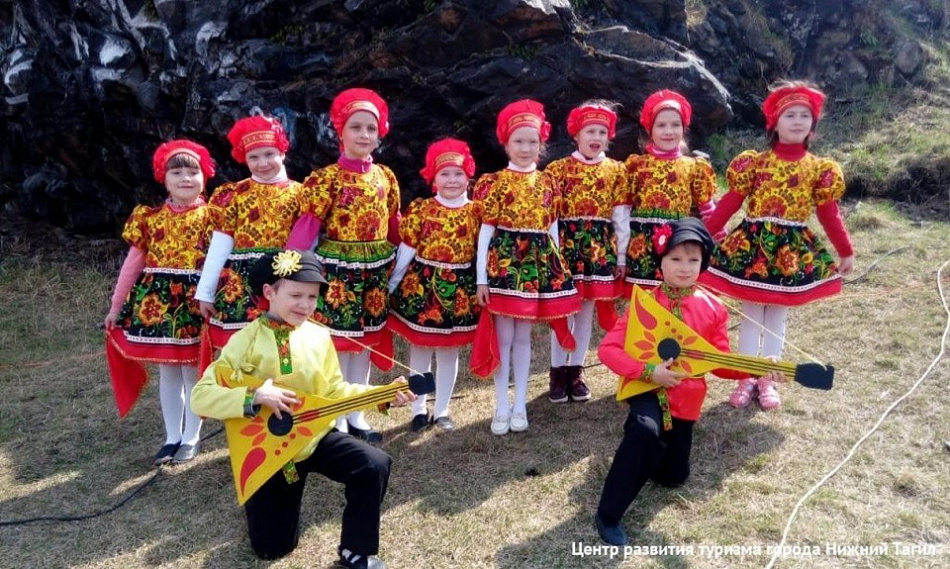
1;201;949;569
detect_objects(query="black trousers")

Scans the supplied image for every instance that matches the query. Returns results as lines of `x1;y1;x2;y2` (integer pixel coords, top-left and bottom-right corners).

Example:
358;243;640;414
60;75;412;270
597;391;695;525
244;430;392;560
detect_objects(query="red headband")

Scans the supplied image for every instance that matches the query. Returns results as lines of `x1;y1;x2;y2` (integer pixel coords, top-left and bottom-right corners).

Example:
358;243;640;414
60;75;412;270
496;99;551;145
330;87;390;139
762;86;826;130
640;90;692;131
420;138;476;186
227;115;290;164
567;105;617;138
152;139;215;183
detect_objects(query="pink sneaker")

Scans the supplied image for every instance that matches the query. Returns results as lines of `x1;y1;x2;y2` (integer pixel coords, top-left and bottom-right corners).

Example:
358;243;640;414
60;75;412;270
729;379;757;408
757;378;782;410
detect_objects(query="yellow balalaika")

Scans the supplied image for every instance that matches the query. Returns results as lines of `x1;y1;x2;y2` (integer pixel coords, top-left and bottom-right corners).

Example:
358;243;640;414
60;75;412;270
215;367;434;504
617;285;834;400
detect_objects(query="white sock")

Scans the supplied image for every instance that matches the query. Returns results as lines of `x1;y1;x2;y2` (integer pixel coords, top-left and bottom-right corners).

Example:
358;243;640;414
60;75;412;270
568;300;596;366
738;301;766;356
511;319;533;415
409;346;434;417
345;350;373;430
494;315;514;413
762;305;789;357
433;347;459;418
179;365;203;445
158;364;185;444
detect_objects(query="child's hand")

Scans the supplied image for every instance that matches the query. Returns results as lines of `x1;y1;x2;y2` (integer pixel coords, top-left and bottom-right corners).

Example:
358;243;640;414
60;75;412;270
838;255;854;276
614;264;625;278
253;378;299;419
199;300;215;320
389;376;416;405
651;358;687;388
104;312;119;330
476;284;490;306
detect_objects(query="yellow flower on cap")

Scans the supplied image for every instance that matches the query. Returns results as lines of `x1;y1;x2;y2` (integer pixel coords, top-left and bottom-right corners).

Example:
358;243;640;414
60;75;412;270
272;250;302;277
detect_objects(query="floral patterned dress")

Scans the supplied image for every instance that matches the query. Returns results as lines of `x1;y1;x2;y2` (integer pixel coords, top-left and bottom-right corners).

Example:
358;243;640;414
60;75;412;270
299;163;400;352
624;153;716;289
109;201;213;363
206;179;304;348
388;198;482;347
699;150;846;306
545;156;627;300
473;169;580;320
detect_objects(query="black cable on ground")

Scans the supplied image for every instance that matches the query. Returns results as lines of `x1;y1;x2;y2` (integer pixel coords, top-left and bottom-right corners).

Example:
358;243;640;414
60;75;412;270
0;426;224;527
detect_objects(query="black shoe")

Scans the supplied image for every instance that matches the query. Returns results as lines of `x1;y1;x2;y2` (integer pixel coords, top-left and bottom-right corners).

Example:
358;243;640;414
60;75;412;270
153;442;181;466
410;413;430;432
432;416;455;432
347;423;383;444
338;548;387;569
595;513;628;546
172;442;200;464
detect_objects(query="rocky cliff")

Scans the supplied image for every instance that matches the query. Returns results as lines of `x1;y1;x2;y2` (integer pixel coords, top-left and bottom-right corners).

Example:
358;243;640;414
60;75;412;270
1;0;943;232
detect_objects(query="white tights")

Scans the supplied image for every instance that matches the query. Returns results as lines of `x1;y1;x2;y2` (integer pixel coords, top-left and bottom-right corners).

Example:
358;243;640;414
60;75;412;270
550;300;595;367
494;315;533;415
409;346;459;419
158;364;202;445
738;301;789;357
337;350;372;431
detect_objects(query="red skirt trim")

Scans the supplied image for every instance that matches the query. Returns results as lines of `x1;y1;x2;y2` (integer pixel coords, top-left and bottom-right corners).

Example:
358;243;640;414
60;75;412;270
107;327;199;364
388;314;477;348
331;328;387;353
698;269;842;307
486;290;581;321
574;278;622;301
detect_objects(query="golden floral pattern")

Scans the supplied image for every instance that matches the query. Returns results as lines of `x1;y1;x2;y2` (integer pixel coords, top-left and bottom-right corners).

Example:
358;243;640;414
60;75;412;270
122;203;213;269
472;170;559;230
299;164;400;241
726;150;845;222
399;198;482;262
624;154;716;216
544;157;627;218
208;179;303;248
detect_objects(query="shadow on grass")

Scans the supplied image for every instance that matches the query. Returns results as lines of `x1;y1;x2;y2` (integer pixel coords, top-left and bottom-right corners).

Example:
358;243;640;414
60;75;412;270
492;397;785;569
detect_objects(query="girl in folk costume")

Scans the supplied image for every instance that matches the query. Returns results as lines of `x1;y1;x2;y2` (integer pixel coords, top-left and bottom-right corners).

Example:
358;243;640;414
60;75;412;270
388;138;481;432
544;101;629;404
105;140;216;465
195;114;303;353
286;88;401;443
701;81;854;410
623;90;718;290
474;99;581;436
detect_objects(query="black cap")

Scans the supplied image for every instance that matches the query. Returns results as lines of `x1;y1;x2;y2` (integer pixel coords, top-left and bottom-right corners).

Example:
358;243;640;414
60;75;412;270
248;249;327;296
659;217;715;272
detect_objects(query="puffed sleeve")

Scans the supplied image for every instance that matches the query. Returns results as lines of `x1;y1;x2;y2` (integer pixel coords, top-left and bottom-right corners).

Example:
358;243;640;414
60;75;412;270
610;159;629;208
812;158;846;206
623;154;644;208
472;173;499;225
690;157;717;208
299;167;336;220
399;198;425;249
381;165;401;218
725;150;759;197
121;205;152;250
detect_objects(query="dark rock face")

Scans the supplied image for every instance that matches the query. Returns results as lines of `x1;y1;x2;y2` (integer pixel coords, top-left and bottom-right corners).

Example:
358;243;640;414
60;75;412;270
0;0;938;232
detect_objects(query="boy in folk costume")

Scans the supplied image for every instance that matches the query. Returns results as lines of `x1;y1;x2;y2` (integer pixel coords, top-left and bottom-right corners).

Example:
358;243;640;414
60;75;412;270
701;81;854;410
594;218;786;545
544;101;630;403
195;113;304;352
388;138;482;432
191;250;413;568
286;88;401;443
105;140;216;464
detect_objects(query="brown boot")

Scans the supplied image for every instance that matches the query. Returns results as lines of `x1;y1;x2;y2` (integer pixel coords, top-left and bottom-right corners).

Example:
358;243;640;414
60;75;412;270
548;367;568;403
567;365;591;402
